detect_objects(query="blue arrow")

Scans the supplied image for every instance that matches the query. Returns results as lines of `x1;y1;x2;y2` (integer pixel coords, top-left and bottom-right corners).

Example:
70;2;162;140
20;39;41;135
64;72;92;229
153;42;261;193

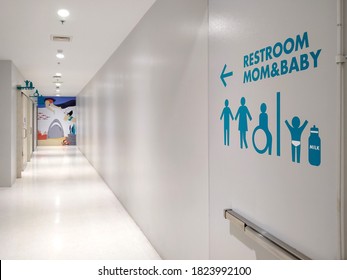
220;64;233;87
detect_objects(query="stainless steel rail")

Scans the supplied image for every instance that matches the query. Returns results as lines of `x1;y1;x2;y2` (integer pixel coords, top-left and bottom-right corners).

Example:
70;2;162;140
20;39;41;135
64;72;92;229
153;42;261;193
224;209;310;260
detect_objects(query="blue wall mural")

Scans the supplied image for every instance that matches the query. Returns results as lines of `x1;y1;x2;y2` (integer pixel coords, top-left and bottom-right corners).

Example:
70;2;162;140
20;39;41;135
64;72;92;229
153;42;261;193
38;96;77;146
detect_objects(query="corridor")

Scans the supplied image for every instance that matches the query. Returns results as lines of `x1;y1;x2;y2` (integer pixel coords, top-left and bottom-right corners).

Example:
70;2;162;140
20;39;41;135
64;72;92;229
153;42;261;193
0;0;346;262
0;147;160;260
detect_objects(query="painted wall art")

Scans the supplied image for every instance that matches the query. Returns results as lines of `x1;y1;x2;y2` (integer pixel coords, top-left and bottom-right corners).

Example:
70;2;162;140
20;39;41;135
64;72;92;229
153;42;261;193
37;96;77;146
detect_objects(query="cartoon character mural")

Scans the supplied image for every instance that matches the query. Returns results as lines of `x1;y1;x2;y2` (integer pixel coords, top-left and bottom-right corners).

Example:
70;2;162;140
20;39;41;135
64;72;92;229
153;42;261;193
37;96;77;146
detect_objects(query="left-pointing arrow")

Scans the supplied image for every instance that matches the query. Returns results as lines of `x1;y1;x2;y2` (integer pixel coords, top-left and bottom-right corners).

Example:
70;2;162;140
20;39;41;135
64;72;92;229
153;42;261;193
220;64;233;87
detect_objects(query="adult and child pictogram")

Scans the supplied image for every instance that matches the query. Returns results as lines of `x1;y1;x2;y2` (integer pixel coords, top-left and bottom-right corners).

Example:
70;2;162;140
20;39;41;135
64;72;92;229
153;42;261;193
219;92;321;166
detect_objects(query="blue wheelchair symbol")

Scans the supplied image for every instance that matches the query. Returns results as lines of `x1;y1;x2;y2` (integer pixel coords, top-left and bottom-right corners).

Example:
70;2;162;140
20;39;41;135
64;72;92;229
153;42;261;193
252;103;272;155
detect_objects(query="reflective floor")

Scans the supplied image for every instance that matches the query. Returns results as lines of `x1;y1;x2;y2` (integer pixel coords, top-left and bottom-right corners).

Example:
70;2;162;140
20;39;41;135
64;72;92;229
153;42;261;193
0;146;160;260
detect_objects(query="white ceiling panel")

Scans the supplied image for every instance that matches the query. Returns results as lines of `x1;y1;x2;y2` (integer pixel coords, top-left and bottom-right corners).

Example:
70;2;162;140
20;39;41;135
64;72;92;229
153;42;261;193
0;0;156;96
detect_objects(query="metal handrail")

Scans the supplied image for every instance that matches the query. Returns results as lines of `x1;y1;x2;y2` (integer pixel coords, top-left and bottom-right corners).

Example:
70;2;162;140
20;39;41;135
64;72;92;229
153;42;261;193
224;209;310;260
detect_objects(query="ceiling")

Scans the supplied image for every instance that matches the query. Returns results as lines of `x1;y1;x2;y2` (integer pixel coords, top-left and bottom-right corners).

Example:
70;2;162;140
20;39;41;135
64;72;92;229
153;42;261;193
0;0;156;96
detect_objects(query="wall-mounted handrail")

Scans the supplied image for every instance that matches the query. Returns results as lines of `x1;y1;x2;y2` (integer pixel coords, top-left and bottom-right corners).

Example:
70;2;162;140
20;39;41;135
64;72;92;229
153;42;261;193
224;209;310;260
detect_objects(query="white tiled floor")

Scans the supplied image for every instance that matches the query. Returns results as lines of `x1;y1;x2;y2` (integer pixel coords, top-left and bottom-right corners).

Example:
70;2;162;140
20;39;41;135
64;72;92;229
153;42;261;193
0;146;161;260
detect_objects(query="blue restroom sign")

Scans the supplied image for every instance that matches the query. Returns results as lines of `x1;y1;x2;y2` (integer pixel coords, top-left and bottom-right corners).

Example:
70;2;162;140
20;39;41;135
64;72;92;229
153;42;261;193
308;125;321;166
219;31;323;167
243;32;321;83
220;64;234;87
219;91;322;167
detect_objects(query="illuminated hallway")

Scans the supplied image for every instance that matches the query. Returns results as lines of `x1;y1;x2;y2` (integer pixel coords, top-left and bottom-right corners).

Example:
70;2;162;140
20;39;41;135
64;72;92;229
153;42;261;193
1;0;347;260
0;146;160;259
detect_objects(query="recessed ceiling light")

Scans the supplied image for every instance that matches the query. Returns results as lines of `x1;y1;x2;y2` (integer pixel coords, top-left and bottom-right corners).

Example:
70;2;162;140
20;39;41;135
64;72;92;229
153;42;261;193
55;83;62;86
57;9;70;18
56;50;64;59
56;94;61;97
56;89;60;93
56;73;62;77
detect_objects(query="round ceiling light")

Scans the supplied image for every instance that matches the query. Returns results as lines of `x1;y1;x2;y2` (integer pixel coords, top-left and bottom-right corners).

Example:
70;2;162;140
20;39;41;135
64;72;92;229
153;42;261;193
56;73;62;77
56;52;64;59
55;83;62;86
57;9;70;18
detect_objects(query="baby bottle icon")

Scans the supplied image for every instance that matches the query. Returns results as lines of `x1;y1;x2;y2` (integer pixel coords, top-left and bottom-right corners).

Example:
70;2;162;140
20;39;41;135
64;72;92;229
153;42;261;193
308;125;321;166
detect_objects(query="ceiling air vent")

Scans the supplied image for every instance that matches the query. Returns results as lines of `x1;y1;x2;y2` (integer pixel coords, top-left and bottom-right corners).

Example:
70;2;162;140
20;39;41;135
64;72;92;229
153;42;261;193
50;35;72;42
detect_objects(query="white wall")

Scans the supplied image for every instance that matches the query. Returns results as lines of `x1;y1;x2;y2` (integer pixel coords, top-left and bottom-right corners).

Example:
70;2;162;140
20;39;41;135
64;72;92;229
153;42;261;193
0;61;23;187
78;0;209;259
343;0;347;260
209;0;341;259
0;61;13;187
11;64;24;180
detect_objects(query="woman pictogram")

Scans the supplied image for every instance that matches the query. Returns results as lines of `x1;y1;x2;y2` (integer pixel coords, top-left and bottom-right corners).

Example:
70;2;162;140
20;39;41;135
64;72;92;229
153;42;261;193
235;97;252;149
